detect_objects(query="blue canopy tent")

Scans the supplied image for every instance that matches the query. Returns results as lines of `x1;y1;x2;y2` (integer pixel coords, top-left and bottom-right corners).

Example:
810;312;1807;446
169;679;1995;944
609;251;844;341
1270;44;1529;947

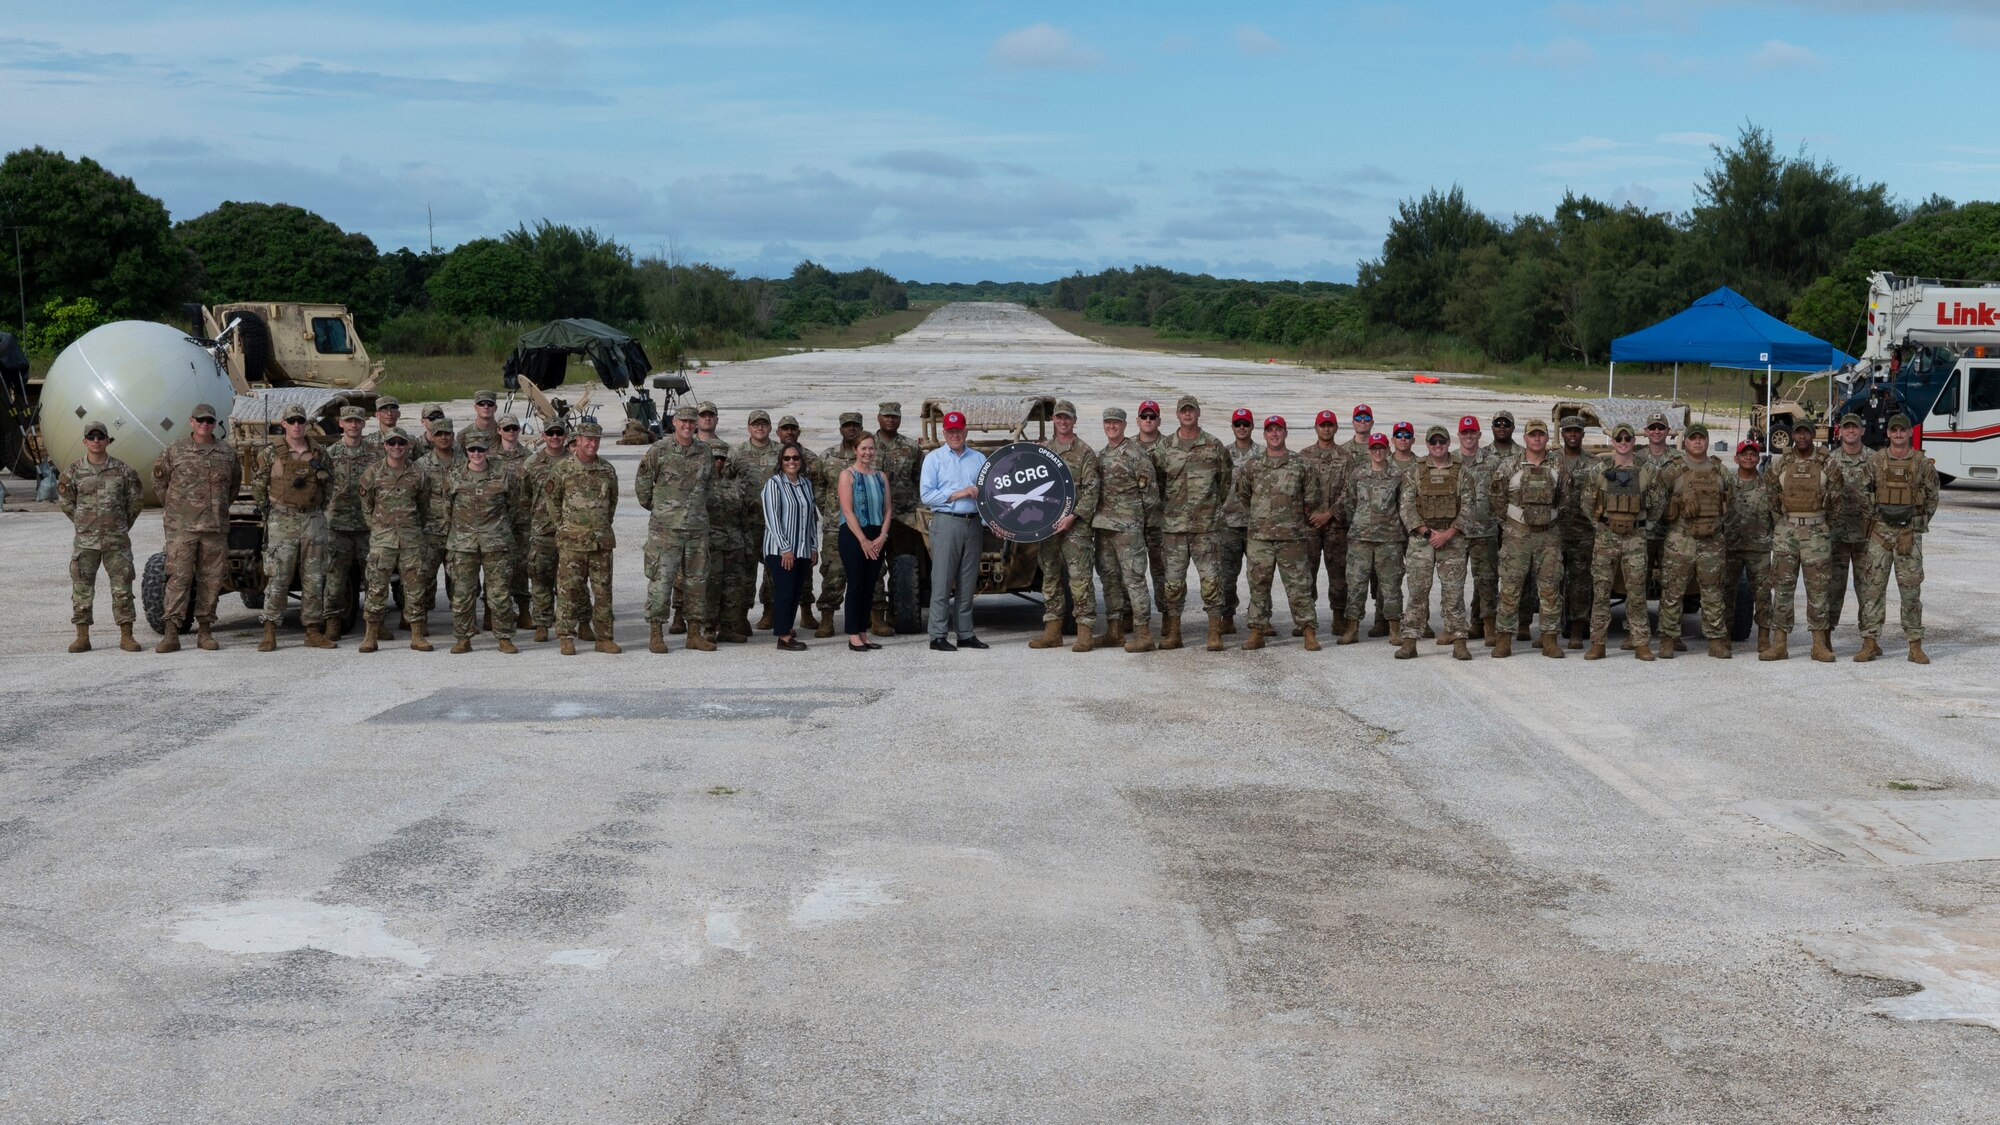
1608;286;1857;430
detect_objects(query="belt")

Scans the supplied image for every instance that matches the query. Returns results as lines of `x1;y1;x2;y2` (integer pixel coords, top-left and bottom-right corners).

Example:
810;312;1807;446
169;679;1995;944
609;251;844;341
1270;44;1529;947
932;510;976;519
1784;514;1826;525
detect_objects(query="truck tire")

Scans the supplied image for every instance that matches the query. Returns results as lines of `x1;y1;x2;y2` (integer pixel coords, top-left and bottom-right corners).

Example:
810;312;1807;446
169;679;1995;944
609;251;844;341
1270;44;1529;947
141;552;193;635
1730;566;1754;643
227;308;272;383
890;552;924;636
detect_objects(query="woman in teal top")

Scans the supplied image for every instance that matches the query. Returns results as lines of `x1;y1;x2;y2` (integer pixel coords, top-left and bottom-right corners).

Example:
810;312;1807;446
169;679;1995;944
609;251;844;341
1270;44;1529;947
838;434;893;652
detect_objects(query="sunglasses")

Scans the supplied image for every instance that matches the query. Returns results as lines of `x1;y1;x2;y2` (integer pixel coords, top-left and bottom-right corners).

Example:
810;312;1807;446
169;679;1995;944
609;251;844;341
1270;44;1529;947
502;425;521;432
1614;435;1636;442
1426;436;1448;445
84;433;109;440
385;440;409;447
193;417;218;425
1493;421;1513;428
283;418;306;425
1232;421;1252;427
1137;414;1159;420
1646;425;1668;432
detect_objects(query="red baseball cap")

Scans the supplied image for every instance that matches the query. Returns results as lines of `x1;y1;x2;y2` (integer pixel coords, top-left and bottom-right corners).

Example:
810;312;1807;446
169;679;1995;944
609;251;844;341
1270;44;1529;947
1392;421;1415;437
1368;433;1389;448
1458;414;1480;433
1314;409;1338;425
1231;408;1254;423
942;411;966;430
1138;399;1160;414
1264;415;1286;429
1352;404;1373;420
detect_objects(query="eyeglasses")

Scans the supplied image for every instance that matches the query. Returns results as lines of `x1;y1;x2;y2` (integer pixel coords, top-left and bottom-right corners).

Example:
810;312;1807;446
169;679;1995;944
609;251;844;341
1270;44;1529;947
1646;425;1667;432
501;425;520;432
1232;421;1252;428
192;417;217;425
1137;413;1159;420
282;418;306;425
84;433;109;441
1426;437;1448;446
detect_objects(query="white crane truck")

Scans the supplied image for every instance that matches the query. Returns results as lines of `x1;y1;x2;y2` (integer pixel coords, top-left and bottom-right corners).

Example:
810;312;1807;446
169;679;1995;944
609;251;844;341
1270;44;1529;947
1862;271;2000;485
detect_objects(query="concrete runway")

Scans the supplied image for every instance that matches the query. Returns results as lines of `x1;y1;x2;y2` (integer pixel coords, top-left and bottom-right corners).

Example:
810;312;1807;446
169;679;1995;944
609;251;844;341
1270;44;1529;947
4;303;1999;1122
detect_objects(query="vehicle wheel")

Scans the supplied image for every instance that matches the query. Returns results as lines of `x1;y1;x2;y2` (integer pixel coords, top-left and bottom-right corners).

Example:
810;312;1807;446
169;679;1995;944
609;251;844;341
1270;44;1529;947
238;570;266;610
228;308;272;383
141;552;193;635
1938;473;1956;489
890;553;924;635
1730;567;1754;643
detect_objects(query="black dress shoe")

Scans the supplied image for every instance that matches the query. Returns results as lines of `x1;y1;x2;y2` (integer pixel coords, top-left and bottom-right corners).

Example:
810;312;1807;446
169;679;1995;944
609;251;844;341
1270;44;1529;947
930;638;956;652
864;642;882;650
778;638;808;652
848;642;872;653
958;635;989;650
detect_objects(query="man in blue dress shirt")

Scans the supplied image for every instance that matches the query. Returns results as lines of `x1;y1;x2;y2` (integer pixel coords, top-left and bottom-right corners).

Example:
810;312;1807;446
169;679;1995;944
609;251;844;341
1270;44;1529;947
920;411;989;651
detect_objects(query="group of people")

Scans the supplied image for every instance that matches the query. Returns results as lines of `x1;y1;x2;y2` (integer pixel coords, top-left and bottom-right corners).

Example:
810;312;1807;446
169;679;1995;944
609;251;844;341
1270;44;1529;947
56;389;1941;665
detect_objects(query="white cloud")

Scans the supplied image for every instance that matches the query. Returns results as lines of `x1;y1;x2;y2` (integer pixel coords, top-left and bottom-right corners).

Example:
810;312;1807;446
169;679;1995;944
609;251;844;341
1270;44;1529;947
1235;25;1287;56
1508;37;1599;70
989;23;1104;71
1747;39;1824;69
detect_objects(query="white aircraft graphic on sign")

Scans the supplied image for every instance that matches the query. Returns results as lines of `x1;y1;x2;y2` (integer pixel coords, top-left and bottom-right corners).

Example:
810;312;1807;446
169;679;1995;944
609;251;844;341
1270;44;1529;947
992;480;1054;508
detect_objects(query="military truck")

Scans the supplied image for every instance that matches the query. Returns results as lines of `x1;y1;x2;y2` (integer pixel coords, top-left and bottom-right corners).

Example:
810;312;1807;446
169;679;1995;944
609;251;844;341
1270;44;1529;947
197;302;384;392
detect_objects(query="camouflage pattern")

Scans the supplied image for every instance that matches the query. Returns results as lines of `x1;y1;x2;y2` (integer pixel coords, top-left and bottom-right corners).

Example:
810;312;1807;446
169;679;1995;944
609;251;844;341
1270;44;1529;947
1218;438;1260;620
1766;447;1838;635
1038;434;1101;629
1234;449;1325;630
252;440;333;627
636;436;712;625
1859;449;1940;641
1154;428;1232;615
546;455;620;639
1578;458;1660;646
1635;443;1685;604
814;440;861;615
443;461;528;639
1342;461;1406;621
1299;442;1353;623
1451;445;1500;626
1399;459;1474;640
492;440;533;620
1136;433;1169;609
524;443;570;629
154;434;241;623
870;428;922;614
456;419;502;454
358;458;438;623
1556;447;1599;633
1723;464;1774;636
412;440;463;615
732;438;785;615
1655;455;1734;643
1824;444;1875;630
59;455;144;626
1094;438;1159;622
1493;455;1568;636
323;438;381;621
703;457;754;630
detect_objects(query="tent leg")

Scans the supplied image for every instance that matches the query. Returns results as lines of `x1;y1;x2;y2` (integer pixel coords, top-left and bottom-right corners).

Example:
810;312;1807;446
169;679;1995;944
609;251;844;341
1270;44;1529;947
1672;363;1679;402
1608;362;1616;399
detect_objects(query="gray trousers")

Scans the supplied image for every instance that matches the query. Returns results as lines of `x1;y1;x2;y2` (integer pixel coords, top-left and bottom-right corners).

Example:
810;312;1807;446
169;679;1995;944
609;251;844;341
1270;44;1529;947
928;512;981;640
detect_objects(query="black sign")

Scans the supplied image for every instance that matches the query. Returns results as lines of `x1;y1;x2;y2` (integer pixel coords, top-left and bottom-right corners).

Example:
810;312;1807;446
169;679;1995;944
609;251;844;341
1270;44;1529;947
976;441;1077;543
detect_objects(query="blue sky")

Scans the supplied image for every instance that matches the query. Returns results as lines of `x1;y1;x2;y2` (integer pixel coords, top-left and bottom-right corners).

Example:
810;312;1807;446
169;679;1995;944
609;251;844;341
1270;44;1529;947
5;1;1997;283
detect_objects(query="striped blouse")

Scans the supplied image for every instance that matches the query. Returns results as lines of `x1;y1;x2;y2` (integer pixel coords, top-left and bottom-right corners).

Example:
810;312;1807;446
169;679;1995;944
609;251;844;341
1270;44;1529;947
760;473;820;558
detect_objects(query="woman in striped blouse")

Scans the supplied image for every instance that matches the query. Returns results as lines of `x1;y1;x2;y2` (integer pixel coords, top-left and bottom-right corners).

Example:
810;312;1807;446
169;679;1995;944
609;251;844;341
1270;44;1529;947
759;443;820;650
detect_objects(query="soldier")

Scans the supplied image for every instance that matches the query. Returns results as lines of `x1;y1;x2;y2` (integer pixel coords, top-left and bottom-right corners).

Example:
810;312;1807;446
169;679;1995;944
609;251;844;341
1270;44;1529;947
776;416;822;632
1488;411;1522;468
249;405;335;651
1218;407;1259;633
413;417;461;628
870;401;921;636
1491;417;1568;659
1763;418;1839;662
153;403;240;652
1094;406;1160;652
1723;438;1774;654
703;440;754;644
1031;400;1101;652
637;406;714;655
58;419;144;652
457;390;502;452
1855;414;1938;664
667;401;730;636
1452;415;1500;645
1232;416;1327;649
1635;410;1683;646
1397;425;1473;660
1579;423;1659;660
733;410;783;630
322;405;380;642
1388;421;1420;477
365;396;402;448
810;412;864;637
1134;399;1169;619
1343;404;1376;461
695;400;723;448
442;435;527;653
492;413;533;630
1555;416;1596;649
547;418;621;655
523;420;570;642
1154;395;1234;651
357;428;437;652
1654;422;1734;659
1300;409;1350;633
1339;434;1405;645
1825;413;1874;633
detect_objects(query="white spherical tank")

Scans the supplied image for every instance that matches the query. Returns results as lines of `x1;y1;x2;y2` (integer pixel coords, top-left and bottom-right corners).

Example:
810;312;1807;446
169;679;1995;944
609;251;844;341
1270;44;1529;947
40;322;237;504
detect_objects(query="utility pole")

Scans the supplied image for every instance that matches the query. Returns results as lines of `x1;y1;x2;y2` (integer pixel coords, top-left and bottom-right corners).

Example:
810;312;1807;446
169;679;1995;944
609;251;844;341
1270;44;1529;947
427;204;436;253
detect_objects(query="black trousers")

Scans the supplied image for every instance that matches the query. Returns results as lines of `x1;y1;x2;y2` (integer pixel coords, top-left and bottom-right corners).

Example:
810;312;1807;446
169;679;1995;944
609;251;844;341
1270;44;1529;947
839;524;884;635
763;553;811;637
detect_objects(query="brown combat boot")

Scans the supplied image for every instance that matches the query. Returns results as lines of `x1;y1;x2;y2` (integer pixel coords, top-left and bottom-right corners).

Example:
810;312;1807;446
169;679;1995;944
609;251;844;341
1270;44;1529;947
196;620;219;650
1633;641;1656;661
1388;618;1405;646
1516;619;1531;641
118;623;140;652
1302;626;1321;652
1243;625;1267;650
1568;622;1585;651
1709;639;1731;659
1453;638;1473;660
719;625;749;643
668;611;686;636
1482;616;1499;648
1125;624;1157;653
1160;617;1183;650
497;637;519;654
1394;635;1418;659
1540;633;1564;659
1368;617;1390;638
1760;634;1788;661
1222;615;1237;636
1672;637;1687;652
559;635;577;655
1423;620;1437;639
359;621;381;653
815;618;836;639
257;622;278;652
1072;626;1096;653
1756;626;1770;654
756;608;774;630
305;624;335;649
409;621;433;652
517;608;534;630
1098;617;1127;647
649;622;668;653
324;617;345;643
871;609;894;638
1492;634;1512;659
156;624;180;653
1028;621;1063;649
1909;640;1930;664
1811;630;1835;663
1205;615;1225;652
577;619;596;641
595;635;622;654
684;627;716;652
798;603;819;630
1853;637;1881;663
1336;619;1360;645
1657;635;1676;659
1621;634;1635;651
451;636;472;654
69;624;91;653
534;625;548;642
1585;640;1606;660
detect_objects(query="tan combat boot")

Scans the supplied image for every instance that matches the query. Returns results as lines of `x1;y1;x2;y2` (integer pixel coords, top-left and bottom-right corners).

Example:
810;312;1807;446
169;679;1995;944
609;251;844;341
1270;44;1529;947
595;633;622;654
1369;617;1390;638
1336;619;1360;645
305;624;335;649
650;622;669;654
1223;615;1237;636
1453;637;1473;660
359;621;380;653
1244;625;1267;650
257;622;278;652
118;623;140;652
533;625;548;642
1205;615;1225;652
684;626;716;652
1395;635;1418;659
1853;637;1881;663
1482;616;1499;648
1633;641;1656;661
577;619;596;641
1125;623;1157;653
1301;626;1321;652
1569;622;1585;651
1657;635;1676;659
1387;618;1405;646
1909;640;1930;664
1098;617;1127;647
196;620;219;650
409;621;434;652
756;607;774;630
871;608;894;637
719;624;749;643
1492;634;1512;659
1709;639;1731;659
1160;617;1183;650
497;636;519;654
1072;626;1096;653
1541;633;1564;659
69;624;91;653
1756;626;1771;654
815;618;836;640
1585;639;1606;660
798;603;819;630
156;623;180;654
1760;633;1788;661
451;636;472;654
1811;630;1835;663
559;635;577;655
1028;621;1063;649
324;617;344;643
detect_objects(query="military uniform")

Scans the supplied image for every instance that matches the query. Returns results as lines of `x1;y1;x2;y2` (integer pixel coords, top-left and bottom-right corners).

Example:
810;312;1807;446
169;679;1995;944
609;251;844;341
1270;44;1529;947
523;437;570;635
547;430;620;649
456;391;503;453
251;422;335;646
58;440;144;648
1398;449;1473;651
1154;413;1233;648
1299;438;1353;627
703;443;755;639
871;404;923;629
1825;442;1875;631
637;428;713;644
357;435;439;650
1579;451;1660;657
153;414;241;648
1234;444;1325;646
491;428;533;627
1492;447;1567;654
442;453;527;647
1036;411;1101;649
1555;438;1598;646
1135;428;1169;616
1857;440;1939;661
813;421;863;628
1452;443;1500;640
1635;434;1686;630
1722;460;1774;649
1764;442;1839;660
413;425;463;620
1218;435;1260;626
324;428;382;633
1341;458;1406;640
1094;421;1160;647
1654;443;1733;655
731;425;785;626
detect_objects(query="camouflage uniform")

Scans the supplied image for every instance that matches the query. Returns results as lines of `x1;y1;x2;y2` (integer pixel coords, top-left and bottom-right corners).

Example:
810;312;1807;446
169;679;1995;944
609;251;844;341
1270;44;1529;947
1452;444;1500;630
324;437;381;624
457;419;502;454
1234;449;1324;632
1094;438;1159;624
1579;458;1659;648
59;453;144;627
1038;431;1101;632
1767;447;1838;636
443;459;527;641
1218;438;1259;622
1299;442;1352;624
547;451;620;641
1858;448;1939;644
703;446;755;631
154;432;241;626
413;434;463;617
1399;458;1473;641
1492;454;1567;640
1136;432;1169;612
1635;442;1686;621
1655;453;1734;645
1824;444;1875;630
252;437;334;629
1556;445;1599;636
814;438;861;618
1723;464;1774;638
637;436;712;627
1342;462;1406;625
871;418;923;619
358;451;437;625
524;441;570;629
1155;426;1234;619
492;438;533;624
732;435;784;617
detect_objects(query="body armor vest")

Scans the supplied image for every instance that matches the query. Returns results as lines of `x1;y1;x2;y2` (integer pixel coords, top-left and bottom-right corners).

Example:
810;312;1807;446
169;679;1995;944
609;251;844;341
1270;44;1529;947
1598;465;1642;533
1416;463;1460;523
1778;456;1824;516
1875;455;1918;527
1511;462;1557;528
269;450;325;508
1678;466;1722;537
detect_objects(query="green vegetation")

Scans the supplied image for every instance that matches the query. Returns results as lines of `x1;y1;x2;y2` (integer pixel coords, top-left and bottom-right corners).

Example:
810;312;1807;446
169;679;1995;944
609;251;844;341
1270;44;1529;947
175;201;381;315
0;147;190;322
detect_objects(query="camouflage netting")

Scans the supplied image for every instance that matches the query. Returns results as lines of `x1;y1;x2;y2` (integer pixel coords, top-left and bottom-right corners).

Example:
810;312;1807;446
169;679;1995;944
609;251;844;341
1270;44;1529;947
925;395;1049;431
229;388;374;425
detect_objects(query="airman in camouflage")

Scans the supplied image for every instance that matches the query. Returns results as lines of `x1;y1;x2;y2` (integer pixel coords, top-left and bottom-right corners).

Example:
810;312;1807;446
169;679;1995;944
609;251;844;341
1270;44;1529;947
523;420;570;641
1388;420;1421;479
547;418;621;654
1555;416;1597;649
1635;411;1685;647
732;410;784;630
1762;418;1840;662
1299;410;1352;635
637;406;714;654
58;419;144;652
1134;399;1170;619
810;412;864;637
702;440;755;644
1154;395;1234;651
871;401;922;635
1451;417;1500;644
442;436;528;652
251;404;334;651
357;429;438;652
1824;413;1875;633
153;403;240;652
1218;407;1259;633
1855;414;1939;664
1339;434;1406;645
456;389;502;452
1343;404;1377;462
1232;416;1327;650
1723;438;1774;653
1030;400;1101;652
1491;417;1568;658
1654;423;1734;659
1487;411;1522;471
492;413;532;630
365;396;403;448
1398;425;1473;659
1094;406;1161;652
322;405;380;642
1579;423;1659;660
413;418;462;626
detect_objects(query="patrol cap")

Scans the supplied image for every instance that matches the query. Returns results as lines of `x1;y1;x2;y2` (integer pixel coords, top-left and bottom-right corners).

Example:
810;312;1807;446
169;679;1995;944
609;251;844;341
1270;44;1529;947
499;413;521;430
1264;415;1286;429
1791;417;1815;433
1175;394;1199;412
1683;422;1708;439
748;409;771;425
1231;408;1254;424
339;405;367;421
429;418;455;435
1523;417;1549;435
1840;412;1864;427
708;439;731;458
1492;410;1515;425
1458;414;1480;433
1315;409;1338;425
878;401;902;417
1392;421;1415;438
1137;399;1161;417
1559;414;1585;431
1368;433;1389;448
82;420;112;440
382;427;412;445
544;419;568;435
1102;406;1127;423
1053;399;1077;418
473;389;498;405
697;400;718;415
673;405;698;421
1352;404;1373;421
777;415;801;429
839;411;864;426
423;405;446;420
191;403;220;422
281;404;308;422
1888;413;1913;430
1645;411;1670;429
463;435;489;452
943;411;967;430
1424;424;1449;442
1610;423;1636;440
573;418;603;438
374;395;401;411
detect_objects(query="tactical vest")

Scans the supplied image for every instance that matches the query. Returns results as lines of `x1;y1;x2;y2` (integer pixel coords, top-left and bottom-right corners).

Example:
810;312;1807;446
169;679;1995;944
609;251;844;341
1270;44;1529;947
268;449;325;508
1416;463;1460;523
1778;456;1824;516
1875;454;1918;527
1598;465;1642;533
1509;462;1557;529
1679;466;1722;538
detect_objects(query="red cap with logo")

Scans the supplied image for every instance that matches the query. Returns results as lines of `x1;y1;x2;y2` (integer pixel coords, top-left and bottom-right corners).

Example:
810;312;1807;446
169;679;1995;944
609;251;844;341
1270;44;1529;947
1231;408;1254;424
1368;433;1389;448
1138;399;1160;415
1353;404;1373;420
1314;409;1338;425
1392;421;1415;437
943;411;966;430
1458;414;1481;433
1264;414;1286;429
